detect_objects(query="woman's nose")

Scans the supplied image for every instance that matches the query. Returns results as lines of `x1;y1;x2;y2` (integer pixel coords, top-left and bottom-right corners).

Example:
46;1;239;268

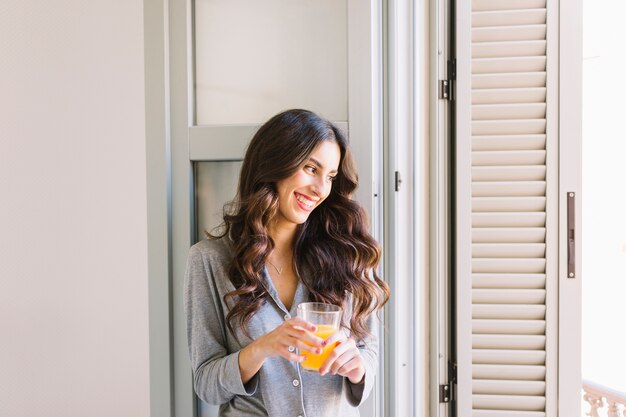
313;176;331;198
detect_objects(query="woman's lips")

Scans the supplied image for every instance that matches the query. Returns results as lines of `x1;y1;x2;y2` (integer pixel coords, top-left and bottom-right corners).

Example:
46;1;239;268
294;192;317;212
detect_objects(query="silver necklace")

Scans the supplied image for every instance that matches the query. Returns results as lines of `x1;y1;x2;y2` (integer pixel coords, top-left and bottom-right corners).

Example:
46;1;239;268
267;259;283;275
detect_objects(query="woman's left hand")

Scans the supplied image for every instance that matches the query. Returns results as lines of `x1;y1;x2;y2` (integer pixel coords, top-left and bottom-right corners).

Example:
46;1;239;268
317;332;365;384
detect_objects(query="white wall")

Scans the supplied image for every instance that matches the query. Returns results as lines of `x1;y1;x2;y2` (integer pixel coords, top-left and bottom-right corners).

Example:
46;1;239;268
0;1;150;416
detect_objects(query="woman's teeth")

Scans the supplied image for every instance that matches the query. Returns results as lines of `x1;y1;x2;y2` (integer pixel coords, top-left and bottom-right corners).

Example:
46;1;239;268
296;193;315;208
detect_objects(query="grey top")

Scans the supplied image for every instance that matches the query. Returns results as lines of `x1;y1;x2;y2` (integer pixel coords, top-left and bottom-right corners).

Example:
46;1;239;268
184;237;378;417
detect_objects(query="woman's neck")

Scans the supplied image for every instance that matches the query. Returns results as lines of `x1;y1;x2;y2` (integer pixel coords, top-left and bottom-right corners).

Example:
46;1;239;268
268;221;296;254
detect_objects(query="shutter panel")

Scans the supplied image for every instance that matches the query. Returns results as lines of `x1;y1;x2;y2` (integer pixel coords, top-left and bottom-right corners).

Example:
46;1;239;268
455;0;560;416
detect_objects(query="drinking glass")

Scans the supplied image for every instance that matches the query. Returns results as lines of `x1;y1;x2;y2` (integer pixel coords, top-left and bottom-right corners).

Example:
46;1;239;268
296;302;343;371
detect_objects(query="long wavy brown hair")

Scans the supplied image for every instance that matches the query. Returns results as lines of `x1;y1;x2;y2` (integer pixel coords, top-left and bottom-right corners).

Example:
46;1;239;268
210;109;389;340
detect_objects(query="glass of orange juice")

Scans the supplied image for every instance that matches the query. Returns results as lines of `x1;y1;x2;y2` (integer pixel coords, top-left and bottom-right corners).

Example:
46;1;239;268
296;302;343;371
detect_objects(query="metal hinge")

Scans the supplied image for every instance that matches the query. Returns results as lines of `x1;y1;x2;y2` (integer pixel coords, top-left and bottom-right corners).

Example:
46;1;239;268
439;384;451;403
440;361;458;404
395;171;402;191
439;80;451;100
439;59;457;101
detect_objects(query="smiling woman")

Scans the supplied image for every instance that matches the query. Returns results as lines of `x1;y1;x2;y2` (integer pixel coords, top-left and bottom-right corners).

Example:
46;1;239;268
183;109;389;417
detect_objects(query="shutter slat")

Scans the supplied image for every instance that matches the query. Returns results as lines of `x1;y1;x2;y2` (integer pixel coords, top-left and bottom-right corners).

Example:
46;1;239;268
473;150;545;165
472;165;546;181
473;197;546;212
472;135;546;151
473;290;546;304
473;304;546;320
472;259;546;274
473;25;547;42
473;364;546;380
472;0;547;12
472;88;546;105
472;181;546;197
473;410;545;417
473;243;545;257
473;40;546;59
473;334;546;350
473;72;546;89
473;103;546;120
473;319;546;335
472;119;546;135
473;56;546;73
473;395;545;411
473;213;546;227
473;273;546;289
473;349;546;365
473;379;546;395
473;9;547;28
472;228;545;243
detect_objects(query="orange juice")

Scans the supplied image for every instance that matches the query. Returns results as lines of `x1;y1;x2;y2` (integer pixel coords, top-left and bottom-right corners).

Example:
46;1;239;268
301;325;339;371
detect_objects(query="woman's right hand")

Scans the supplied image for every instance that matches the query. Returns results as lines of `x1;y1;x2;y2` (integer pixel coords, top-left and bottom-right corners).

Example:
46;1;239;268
255;317;325;362
239;317;325;384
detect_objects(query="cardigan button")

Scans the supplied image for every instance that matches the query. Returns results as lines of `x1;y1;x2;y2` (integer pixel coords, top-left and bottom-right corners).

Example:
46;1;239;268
292;379;300;387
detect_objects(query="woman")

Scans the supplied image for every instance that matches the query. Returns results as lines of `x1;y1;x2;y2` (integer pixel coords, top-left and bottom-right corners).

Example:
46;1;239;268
184;109;389;417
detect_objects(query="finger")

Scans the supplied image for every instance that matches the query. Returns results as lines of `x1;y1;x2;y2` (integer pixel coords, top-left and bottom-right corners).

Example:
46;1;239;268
318;340;353;375
280;350;304;362
289;338;323;355
330;348;361;375
335;356;361;376
323;329;348;346
287;317;317;332
278;346;305;363
286;327;324;347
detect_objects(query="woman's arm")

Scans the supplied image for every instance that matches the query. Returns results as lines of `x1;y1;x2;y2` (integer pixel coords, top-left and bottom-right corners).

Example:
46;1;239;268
184;245;257;404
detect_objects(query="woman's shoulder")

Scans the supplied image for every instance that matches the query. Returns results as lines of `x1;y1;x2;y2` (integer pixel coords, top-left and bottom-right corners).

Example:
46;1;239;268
188;236;234;266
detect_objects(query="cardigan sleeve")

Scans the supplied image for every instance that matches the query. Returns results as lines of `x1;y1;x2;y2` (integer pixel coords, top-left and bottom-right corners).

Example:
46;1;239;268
183;245;258;404
344;309;380;407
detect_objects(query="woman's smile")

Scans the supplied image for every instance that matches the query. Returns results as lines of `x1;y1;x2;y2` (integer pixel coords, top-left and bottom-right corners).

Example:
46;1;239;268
294;192;317;211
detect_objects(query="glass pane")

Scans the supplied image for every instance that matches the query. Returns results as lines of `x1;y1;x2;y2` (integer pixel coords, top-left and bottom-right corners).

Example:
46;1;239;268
582;0;626;395
195;161;242;243
194;0;348;125
194;160;243;417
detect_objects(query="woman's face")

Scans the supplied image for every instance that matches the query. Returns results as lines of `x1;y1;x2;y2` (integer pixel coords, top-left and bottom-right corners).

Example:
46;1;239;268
274;140;341;230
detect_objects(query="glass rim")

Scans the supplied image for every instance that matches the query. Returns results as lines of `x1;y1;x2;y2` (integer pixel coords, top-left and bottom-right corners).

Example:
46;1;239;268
296;302;343;314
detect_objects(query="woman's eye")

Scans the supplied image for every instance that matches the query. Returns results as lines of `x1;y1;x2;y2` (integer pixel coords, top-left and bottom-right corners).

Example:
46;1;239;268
305;165;316;173
328;176;336;182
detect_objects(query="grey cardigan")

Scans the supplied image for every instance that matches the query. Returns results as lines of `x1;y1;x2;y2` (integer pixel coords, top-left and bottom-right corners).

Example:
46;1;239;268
184;237;378;417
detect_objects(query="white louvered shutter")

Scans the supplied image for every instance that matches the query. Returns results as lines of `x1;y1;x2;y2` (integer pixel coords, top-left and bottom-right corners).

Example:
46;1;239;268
452;0;580;416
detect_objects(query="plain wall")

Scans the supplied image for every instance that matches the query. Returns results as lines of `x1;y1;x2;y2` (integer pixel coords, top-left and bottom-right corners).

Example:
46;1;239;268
0;1;150;416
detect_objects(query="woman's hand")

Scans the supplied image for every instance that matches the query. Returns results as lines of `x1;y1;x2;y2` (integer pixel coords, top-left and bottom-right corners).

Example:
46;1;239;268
318;332;365;384
256;317;325;362
239;317;324;384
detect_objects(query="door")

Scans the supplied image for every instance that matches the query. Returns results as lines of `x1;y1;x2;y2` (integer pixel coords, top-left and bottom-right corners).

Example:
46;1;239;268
451;0;582;416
